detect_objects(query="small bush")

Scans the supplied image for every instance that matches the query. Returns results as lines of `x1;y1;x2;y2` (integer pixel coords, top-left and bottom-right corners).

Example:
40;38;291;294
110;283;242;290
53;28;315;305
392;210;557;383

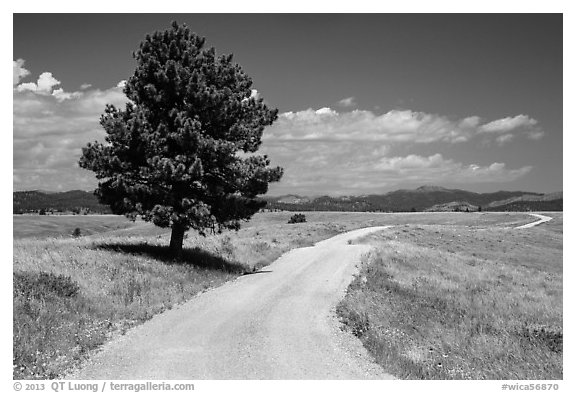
519;324;563;353
337;304;370;338
14;271;80;299
72;228;82;237
288;213;306;224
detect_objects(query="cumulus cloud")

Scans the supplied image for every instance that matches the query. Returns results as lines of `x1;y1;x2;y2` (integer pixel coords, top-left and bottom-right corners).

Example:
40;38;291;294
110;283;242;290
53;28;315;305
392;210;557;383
14;69;87;103
13;59;30;86
337;96;356;107
16;72;61;94
260;107;539;194
266;108;541;146
459;116;481;128
13;59;537;195
479;114;538;133
315;107;337;116
52;88;85;102
13;67;130;191
80;83;92;90
374;154;531;183
261;138;532;196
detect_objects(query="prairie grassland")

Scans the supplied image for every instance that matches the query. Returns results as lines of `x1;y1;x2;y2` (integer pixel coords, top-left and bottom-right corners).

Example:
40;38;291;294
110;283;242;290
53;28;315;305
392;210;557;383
12;211;353;379
337;218;562;379
13;211;537;379
13;215;138;239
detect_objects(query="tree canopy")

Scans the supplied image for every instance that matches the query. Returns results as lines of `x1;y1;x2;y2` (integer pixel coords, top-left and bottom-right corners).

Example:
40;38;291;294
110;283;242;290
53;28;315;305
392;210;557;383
79;21;283;255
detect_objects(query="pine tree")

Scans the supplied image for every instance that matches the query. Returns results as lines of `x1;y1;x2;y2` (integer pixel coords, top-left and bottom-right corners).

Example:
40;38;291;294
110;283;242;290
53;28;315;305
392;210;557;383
79;21;283;257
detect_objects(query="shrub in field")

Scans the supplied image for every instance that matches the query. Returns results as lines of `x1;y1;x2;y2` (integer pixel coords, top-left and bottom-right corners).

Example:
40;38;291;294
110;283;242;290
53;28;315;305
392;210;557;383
288;214;306;224
14;271;80;299
336;303;370;338
520;324;563;353
72;228;82;237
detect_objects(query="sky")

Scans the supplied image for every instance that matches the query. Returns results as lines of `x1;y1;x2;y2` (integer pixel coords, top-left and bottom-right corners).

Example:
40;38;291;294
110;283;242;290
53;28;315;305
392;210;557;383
13;13;563;196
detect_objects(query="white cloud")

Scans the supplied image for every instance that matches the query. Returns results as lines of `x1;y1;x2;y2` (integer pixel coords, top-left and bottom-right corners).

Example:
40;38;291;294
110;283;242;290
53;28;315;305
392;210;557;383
80;83;92;90
116;80;127;88
338;96;356;107
459;116;481;128
16;82;39;93
13;59;30;86
52;88;83;102
266;108;542;146
376;153;445;170
527;130;545;140
315;107;337;116
261;138;532;196
13;59;537;194
13;76;130;191
496;134;515;146
261;107;538;194
479;114;538;133
373;154;531;183
267;108;466;143
37;72;61;93
16;72;62;95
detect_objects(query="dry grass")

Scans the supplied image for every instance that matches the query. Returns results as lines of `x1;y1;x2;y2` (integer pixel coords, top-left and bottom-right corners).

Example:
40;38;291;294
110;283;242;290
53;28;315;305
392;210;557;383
13;235;242;379
12;212;355;379
13;211;540;379
13;215;138;239
337;219;562;379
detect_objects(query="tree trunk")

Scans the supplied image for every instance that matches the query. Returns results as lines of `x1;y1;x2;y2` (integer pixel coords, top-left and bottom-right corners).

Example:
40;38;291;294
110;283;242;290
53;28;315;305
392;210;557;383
169;224;186;258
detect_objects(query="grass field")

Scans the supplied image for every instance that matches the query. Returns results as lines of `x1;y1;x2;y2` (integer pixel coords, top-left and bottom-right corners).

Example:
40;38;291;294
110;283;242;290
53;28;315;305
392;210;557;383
13;211;541;379
13;215;139;239
337;213;562;379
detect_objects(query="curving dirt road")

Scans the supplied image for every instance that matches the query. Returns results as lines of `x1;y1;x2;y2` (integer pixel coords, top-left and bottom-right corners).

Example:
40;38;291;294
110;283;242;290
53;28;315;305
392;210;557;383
515;213;553;229
69;226;395;380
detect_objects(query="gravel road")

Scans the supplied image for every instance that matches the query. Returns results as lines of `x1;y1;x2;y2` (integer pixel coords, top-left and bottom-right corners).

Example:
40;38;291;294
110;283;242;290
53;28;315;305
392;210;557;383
515;213;553;229
69;226;395;380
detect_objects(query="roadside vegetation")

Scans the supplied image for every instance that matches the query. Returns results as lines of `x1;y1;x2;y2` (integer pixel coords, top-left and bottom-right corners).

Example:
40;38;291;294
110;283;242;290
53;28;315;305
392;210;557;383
13;211;538;379
13;218;338;379
337;217;562;379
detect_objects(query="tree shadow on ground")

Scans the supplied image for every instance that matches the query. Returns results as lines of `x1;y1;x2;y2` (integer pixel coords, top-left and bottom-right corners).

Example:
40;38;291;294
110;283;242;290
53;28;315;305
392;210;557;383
93;242;250;274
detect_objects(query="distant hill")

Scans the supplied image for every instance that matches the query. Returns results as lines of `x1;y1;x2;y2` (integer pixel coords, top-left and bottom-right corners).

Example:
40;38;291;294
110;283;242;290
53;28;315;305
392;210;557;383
484;192;563;212
485;192;562;208
263;186;551;212
267;195;312;205
425;201;479;212
14;186;562;215
13;190;111;214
